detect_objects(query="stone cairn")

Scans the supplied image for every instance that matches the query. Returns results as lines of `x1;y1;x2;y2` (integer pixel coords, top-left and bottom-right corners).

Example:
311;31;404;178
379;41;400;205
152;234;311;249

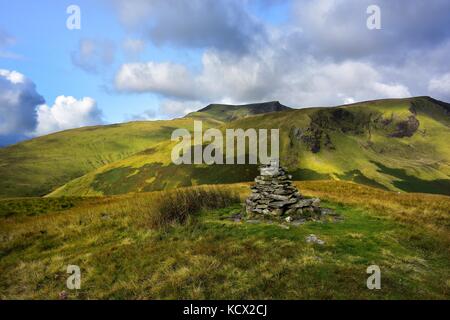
245;160;332;221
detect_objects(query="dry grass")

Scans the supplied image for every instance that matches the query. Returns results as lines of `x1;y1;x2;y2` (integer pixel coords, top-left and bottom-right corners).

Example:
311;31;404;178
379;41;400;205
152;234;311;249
0;185;244;242
149;186;241;228
296;180;450;239
1;181;449;299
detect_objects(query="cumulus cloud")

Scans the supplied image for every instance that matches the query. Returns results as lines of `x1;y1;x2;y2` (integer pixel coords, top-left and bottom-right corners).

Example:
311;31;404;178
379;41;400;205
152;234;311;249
0;28;22;60
127;109;157;121
159;100;201;118
123;38;146;57
115;46;410;109
0;69;45;145
108;0;450;118
112;0;266;53
127;100;201;121
115;61;195;98
293;0;450;60
0;28;15;47
71;39;116;73
428;73;450;100
35;96;103;136
0;69;103;145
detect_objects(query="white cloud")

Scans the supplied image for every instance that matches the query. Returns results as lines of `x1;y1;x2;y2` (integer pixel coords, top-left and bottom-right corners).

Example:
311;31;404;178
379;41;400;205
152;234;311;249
115;61;195;98
112;0;266;53
0;29;15;47
114;44;411;114
127;109;157;121
127;100;201;120
159;100;201;118
0;50;23;60
428;73;450;99
108;0;449;118
71;39;116;73
0;70;103;145
35;96;103;135
123;38;145;56
293;0;450;60
343;97;355;104
0;28;22;60
0;69;44;145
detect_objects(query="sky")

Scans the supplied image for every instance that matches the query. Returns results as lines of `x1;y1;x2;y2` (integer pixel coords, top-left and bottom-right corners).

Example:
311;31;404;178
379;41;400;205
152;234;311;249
1;0;450;145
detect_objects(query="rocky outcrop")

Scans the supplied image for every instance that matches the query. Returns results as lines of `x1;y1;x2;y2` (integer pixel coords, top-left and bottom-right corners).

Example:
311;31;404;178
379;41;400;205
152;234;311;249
389;115;420;138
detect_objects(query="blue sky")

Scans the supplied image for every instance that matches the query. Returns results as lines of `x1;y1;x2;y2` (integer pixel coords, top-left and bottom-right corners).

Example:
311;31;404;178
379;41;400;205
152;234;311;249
0;0;291;125
1;0;156;124
1;0;450;145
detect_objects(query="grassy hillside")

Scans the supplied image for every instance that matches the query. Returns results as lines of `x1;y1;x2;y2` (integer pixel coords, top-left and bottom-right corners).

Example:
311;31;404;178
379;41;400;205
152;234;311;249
231;96;450;193
0;118;219;198
1;181;449;299
49;96;450;197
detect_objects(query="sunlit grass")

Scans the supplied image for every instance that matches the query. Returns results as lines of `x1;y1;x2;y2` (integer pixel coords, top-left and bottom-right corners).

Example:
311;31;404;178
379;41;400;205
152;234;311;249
0;181;449;299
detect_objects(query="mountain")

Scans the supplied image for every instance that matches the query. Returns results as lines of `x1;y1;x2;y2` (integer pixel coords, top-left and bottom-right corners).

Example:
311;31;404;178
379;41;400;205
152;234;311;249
0;102;287;198
0;118;219;197
1;96;449;198
186;101;291;121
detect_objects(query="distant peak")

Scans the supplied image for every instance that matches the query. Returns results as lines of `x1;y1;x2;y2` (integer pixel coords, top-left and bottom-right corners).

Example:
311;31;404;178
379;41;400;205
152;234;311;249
189;101;291;122
198;101;290;112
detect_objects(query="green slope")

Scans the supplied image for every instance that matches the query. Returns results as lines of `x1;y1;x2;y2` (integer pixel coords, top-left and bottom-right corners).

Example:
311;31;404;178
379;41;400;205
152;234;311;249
48;96;450;197
0;118;219;198
0;102;293;198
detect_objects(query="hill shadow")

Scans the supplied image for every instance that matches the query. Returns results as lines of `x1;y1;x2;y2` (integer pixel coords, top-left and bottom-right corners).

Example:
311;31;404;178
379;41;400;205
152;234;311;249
371;161;450;195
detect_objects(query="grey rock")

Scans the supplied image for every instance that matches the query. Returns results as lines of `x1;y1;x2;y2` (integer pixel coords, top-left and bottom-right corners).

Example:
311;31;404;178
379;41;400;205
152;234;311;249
305;234;325;245
268;194;292;201
320;208;337;216
291;219;305;226
311;198;321;207
268;201;289;208
293;199;314;208
271;208;284;216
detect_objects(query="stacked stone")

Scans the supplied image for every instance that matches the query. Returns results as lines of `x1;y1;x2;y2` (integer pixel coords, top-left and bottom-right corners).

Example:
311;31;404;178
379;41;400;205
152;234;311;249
245;161;322;219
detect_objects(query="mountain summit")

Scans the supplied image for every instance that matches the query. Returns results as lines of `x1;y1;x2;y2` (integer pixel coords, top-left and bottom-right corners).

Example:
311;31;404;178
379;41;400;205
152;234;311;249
188;101;291;121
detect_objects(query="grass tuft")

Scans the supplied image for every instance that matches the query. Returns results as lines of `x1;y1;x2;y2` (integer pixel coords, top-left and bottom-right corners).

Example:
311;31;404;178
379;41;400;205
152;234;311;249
150;186;240;229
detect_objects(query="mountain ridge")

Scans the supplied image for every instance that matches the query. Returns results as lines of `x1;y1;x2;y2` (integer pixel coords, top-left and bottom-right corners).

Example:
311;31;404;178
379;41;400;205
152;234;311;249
46;96;450;197
198;100;290;112
1;96;449;198
186;100;291;122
